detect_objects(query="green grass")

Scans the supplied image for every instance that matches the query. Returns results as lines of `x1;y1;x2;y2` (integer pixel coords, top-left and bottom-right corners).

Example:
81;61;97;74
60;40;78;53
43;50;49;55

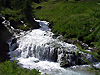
0;61;41;75
34;0;100;50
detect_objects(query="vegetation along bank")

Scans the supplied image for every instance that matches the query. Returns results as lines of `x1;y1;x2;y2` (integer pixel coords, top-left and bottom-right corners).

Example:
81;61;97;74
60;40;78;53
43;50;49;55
0;0;100;74
34;0;100;55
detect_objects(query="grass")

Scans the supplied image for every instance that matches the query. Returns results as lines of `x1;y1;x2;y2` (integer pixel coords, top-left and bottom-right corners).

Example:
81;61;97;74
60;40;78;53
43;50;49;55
33;0;100;50
0;60;41;75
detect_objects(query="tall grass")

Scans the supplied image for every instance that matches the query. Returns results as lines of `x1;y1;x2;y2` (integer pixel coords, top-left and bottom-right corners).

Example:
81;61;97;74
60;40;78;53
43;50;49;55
34;0;100;49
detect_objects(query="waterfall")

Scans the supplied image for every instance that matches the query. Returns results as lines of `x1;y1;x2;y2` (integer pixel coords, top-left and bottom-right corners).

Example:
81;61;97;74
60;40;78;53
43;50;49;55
8;19;95;75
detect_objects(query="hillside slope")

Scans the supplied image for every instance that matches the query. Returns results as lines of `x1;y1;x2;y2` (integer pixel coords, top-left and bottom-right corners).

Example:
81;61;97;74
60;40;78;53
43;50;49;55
34;0;100;51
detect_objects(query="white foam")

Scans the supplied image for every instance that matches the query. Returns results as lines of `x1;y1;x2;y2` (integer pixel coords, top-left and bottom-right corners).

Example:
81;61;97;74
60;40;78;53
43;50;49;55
9;19;93;75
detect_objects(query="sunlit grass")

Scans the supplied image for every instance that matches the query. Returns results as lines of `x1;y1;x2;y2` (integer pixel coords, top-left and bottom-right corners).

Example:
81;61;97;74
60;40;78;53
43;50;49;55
34;0;100;49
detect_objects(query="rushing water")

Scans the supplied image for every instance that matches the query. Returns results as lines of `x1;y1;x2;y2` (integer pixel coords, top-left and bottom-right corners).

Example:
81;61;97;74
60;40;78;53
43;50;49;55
8;19;94;75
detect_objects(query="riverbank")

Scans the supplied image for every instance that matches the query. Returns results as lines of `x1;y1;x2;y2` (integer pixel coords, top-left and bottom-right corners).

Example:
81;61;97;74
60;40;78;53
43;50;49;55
0;0;100;75
33;0;100;51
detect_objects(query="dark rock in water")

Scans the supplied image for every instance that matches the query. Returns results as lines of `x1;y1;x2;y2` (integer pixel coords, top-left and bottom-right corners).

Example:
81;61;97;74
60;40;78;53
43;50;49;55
13;29;22;34
60;54;69;67
52;35;59;39
36;6;42;10
12;44;18;51
58;49;94;67
34;60;39;63
11;38;17;46
50;48;58;62
11;40;18;51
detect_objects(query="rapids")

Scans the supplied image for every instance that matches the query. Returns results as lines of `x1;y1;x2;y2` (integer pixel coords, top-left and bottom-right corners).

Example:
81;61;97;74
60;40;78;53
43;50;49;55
8;19;94;75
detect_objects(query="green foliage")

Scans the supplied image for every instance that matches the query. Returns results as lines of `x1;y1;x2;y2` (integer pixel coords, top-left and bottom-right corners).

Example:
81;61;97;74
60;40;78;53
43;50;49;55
10;0;24;10
34;0;100;49
76;44;100;75
1;8;23;21
0;60;41;75
0;0;40;30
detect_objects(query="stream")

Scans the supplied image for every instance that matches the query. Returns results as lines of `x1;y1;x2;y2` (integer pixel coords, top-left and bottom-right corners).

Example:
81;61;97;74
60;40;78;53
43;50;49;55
6;19;95;75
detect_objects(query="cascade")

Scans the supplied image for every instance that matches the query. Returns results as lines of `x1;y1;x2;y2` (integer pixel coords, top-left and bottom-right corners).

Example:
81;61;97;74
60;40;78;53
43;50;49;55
8;19;95;75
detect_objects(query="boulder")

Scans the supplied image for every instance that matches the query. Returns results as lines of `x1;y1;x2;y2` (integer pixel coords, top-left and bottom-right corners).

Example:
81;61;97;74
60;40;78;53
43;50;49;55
50;48;58;62
57;49;95;67
64;38;89;50
11;38;17;46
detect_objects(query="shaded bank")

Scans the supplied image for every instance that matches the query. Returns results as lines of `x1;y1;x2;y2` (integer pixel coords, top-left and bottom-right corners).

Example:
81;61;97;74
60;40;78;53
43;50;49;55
0;17;11;62
0;15;40;62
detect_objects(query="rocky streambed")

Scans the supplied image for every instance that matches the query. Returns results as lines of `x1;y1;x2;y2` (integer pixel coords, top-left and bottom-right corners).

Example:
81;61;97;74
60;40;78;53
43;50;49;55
6;19;98;75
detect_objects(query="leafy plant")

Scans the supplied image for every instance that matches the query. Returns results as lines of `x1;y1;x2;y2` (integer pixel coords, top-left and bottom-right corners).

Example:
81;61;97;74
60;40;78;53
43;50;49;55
0;60;41;75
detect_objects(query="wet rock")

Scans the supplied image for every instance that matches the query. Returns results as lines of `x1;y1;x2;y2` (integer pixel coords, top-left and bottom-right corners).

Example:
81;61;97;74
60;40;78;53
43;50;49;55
11;43;18;51
13;29;22;34
60;54;70;67
12;50;22;57
50;48;58;62
45;36;94;67
11;38;17;46
64;38;89;50
58;50;92;67
34;60;39;63
52;35;58;39
10;38;18;51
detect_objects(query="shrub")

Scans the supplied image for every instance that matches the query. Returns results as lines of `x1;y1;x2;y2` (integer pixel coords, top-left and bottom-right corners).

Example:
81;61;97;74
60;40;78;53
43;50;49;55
0;61;41;75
